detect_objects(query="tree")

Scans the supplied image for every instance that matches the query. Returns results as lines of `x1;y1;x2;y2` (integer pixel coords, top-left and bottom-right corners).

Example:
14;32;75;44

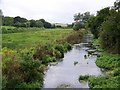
39;19;51;28
87;7;110;38
3;16;14;26
100;9;120;53
35;20;43;27
73;12;91;30
29;20;36;27
0;9;3;27
13;16;28;24
44;21;51;28
114;0;120;11
73;22;83;31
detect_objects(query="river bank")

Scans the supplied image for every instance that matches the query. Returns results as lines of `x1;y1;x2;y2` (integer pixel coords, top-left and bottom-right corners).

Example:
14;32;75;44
85;39;120;89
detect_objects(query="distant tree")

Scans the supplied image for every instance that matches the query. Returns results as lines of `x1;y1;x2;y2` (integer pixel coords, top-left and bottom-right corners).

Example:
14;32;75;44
39;19;51;28
51;24;56;28
114;0;120;11
73;22;83;31
39;19;45;23
74;13;81;21
3;16;14;26
24;22;30;27
35;20;44;27
29;20;36;27
86;15;96;32
67;23;74;28
0;9;3;26
73;12;91;30
43;21;51;28
13;16;28;24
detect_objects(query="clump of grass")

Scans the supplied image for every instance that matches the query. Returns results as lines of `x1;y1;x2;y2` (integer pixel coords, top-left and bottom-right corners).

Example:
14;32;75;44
79;75;90;81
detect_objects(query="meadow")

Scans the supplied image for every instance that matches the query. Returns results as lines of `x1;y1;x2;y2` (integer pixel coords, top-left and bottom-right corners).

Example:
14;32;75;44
2;28;73;49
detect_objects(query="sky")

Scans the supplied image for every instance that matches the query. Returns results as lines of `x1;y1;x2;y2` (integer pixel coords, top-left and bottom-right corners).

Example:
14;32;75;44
1;0;115;24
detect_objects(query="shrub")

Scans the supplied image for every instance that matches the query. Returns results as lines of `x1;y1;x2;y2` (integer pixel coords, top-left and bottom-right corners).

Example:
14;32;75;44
79;75;90;81
42;55;56;64
88;76;120;88
2;48;44;88
96;53;120;69
16;81;42;88
63;42;72;51
55;44;64;58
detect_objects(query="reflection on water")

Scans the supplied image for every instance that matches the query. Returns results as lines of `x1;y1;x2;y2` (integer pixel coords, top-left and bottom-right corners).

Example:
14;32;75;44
43;34;103;88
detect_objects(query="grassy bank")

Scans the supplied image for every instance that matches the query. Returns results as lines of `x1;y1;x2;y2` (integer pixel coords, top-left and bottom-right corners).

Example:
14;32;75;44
2;27;86;89
81;39;120;89
88;52;120;88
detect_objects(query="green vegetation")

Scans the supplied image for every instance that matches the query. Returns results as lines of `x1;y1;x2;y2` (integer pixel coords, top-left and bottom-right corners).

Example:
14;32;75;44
2;48;44;88
88;76;120;88
2;28;72;49
79;0;120;87
73;12;91;30
96;53;120;70
2;0;120;89
2;27;85;89
88;52;120;89
79;75;90;81
84;1;120;88
87;0;120;54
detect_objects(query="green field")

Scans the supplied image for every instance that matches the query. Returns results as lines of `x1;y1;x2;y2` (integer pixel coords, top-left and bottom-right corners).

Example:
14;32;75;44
2;28;73;49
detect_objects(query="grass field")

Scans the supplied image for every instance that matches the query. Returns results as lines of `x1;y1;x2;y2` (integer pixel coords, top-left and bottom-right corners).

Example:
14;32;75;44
2;28;73;49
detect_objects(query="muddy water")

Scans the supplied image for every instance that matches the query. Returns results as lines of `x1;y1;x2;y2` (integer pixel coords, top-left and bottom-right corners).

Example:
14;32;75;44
43;34;103;88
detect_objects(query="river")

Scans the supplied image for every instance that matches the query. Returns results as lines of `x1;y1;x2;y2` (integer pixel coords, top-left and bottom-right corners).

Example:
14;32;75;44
43;34;103;88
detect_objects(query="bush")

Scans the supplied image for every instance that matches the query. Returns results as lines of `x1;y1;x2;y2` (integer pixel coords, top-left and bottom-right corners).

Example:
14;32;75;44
16;81;42;88
88;76;120;88
55;44;64;58
2;48;44;88
79;75;90;81
113;68;120;76
42;55;56;64
96;53;120;69
63;42;72;51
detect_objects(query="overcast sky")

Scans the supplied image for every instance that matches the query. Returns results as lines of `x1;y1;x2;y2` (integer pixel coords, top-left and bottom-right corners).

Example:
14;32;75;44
1;0;115;24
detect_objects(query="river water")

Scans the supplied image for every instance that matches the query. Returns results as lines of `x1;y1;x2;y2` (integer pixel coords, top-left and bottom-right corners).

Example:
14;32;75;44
43;34;103;88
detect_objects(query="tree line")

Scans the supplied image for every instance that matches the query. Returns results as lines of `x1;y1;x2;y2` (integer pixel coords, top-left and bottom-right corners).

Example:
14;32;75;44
2;16;53;28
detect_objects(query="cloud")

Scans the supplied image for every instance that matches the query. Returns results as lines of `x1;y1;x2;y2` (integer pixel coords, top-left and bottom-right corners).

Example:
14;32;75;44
1;0;115;23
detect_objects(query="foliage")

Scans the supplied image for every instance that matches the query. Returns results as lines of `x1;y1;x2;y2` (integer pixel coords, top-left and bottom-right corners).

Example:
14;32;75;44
114;0;120;11
42;55;56;64
87;51;120;89
100;10;120;54
2;16;52;28
87;7;110;38
3;16;14;26
73;22;82;31
2;48;44;88
88;76;120;88
96;53;120;69
79;75;90;81
13;16;28;24
73;12;91;30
